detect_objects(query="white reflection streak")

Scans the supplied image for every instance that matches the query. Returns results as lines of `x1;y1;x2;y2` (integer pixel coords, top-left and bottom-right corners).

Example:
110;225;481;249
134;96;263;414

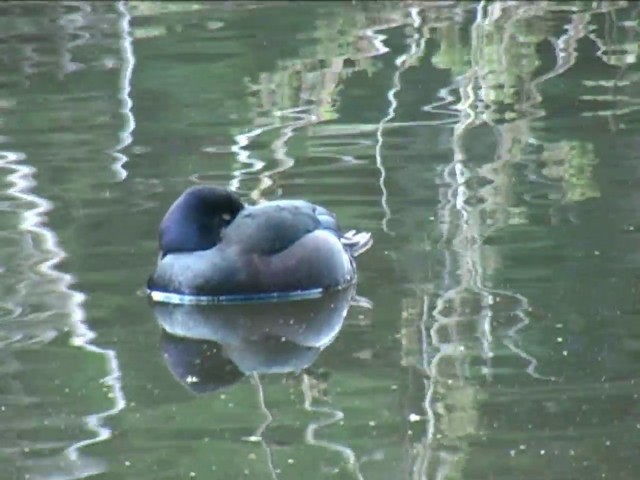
249;106;314;202
68;317;126;465
247;374;279;480
0;151;125;476
112;1;135;181
479;292;494;380
374;8;425;234
527;12;590;115
419;5;483;477
429;5;484;371
302;374;364;480
58;1;91;74
439;74;475;250
363;25;392;234
421;82;465;123
270;107;314;175
489;288;555;381
416;295;436;480
229;125;276;194
409;383;436;480
420;295;430;374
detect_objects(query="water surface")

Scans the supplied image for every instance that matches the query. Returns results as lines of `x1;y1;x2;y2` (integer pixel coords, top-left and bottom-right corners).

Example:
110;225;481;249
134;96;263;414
1;1;639;479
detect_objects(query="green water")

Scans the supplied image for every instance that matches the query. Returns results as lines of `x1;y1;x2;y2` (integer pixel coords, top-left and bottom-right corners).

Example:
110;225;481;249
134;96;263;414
0;1;639;479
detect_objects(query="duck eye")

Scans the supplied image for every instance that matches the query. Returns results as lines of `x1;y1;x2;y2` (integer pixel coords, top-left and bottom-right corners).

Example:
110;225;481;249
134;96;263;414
221;213;232;222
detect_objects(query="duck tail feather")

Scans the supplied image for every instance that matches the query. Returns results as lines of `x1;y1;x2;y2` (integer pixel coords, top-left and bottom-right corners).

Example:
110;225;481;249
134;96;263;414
350;294;374;309
341;230;373;257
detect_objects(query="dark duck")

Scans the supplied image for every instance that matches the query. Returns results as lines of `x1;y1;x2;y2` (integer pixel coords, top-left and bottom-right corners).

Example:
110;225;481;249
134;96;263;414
147;186;372;303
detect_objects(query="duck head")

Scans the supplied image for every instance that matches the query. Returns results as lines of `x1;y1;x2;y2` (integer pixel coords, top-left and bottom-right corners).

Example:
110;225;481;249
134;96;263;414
159;186;245;256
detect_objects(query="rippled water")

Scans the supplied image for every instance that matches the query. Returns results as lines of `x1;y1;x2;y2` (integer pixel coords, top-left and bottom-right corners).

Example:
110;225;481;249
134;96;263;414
1;1;640;479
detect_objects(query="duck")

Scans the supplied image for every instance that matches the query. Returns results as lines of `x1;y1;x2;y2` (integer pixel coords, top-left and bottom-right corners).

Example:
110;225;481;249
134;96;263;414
147;185;372;303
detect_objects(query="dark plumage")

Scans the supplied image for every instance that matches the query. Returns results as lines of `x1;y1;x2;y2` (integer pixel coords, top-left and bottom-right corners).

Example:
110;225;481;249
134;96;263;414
147;185;372;302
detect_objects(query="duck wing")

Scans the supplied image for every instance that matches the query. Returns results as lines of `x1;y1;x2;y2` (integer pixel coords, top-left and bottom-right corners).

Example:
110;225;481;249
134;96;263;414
221;200;340;256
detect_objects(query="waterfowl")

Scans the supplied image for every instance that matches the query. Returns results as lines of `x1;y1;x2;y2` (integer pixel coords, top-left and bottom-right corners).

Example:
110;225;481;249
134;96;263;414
147;185;372;302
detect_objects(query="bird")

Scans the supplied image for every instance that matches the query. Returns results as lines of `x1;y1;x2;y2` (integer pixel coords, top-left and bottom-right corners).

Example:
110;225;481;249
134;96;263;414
147;185;372;303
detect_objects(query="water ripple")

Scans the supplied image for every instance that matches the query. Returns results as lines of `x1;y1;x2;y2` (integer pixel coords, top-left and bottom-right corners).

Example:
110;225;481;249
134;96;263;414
0;150;125;479
110;1;136;182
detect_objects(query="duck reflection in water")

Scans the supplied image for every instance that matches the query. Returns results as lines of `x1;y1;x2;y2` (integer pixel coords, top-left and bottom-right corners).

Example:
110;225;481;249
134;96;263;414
152;285;365;393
